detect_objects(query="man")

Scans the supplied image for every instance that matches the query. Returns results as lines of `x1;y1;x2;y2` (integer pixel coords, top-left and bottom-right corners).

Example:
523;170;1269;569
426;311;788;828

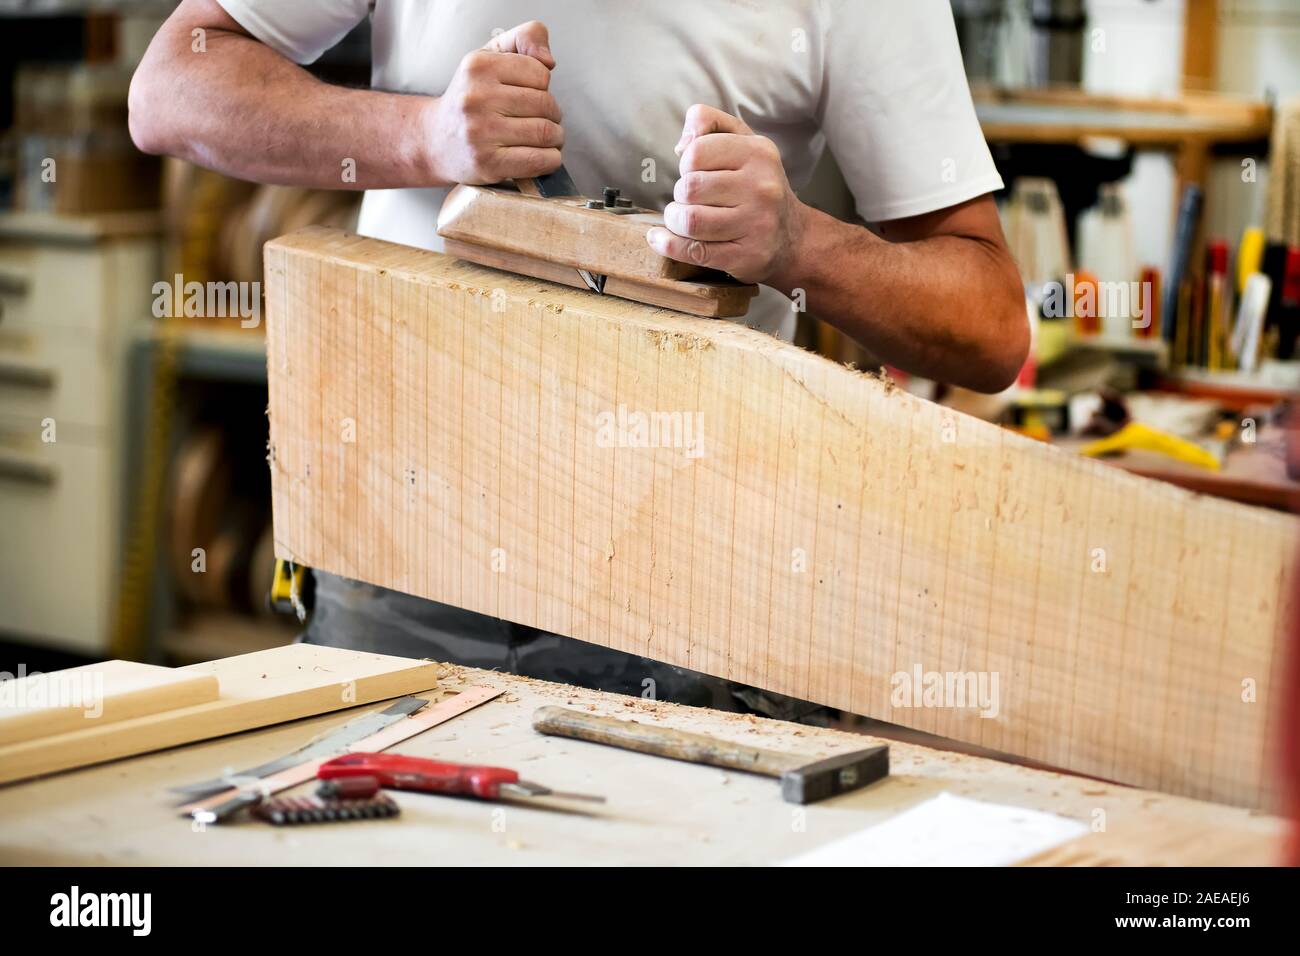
130;1;1027;712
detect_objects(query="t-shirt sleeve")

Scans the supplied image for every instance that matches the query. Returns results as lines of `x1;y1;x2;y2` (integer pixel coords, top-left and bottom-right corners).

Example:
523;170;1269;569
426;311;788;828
817;0;1003;223
216;0;371;65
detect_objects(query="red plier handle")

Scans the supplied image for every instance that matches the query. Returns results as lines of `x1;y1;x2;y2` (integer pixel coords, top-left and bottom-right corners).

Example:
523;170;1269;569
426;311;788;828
318;752;520;801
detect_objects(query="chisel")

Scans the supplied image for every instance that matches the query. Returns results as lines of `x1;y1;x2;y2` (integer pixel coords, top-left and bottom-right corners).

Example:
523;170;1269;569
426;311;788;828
513;165;607;293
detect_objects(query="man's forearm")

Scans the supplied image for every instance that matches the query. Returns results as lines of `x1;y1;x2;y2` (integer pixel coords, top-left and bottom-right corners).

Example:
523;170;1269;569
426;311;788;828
131;6;564;191
129;18;435;189
646;106;1028;393
770;204;1029;393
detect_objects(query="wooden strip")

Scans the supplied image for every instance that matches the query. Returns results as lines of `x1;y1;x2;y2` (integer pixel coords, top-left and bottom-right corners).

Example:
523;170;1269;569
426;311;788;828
264;227;1297;809
436;184;703;282
178;684;503;817
0;660;219;747
0;644;442;785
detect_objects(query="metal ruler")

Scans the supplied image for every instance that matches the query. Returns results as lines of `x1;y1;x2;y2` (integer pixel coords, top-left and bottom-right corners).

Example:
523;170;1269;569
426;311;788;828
172;696;430;801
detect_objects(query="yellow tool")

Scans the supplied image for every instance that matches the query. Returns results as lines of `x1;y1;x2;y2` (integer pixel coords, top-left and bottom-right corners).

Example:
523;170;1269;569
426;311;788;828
1237;227;1265;294
1079;422;1221;472
269;559;311;621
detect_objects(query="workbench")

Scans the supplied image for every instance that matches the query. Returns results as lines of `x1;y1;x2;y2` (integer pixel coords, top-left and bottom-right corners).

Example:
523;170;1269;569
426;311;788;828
0;663;1282;866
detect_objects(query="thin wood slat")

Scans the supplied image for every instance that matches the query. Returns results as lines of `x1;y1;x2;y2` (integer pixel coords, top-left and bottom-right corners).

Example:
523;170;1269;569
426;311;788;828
0;644;442;784
0;660;218;747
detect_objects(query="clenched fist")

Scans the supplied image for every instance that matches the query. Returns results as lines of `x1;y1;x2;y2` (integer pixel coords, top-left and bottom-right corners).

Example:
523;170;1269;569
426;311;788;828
423;21;564;185
647;105;807;286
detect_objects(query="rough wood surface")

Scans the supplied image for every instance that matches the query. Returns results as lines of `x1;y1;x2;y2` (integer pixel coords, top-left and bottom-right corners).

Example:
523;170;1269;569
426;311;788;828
0;644;441;785
0;660;218;747
0;663;1282;866
264;226;1297;810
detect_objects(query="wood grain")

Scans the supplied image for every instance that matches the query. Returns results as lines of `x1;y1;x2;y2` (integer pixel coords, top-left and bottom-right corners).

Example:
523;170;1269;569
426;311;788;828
0;660;218;747
264;226;1297;810
0;644;441;785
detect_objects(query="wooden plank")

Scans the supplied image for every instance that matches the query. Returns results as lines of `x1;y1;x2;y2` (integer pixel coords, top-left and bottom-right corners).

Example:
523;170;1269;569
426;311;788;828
436;184;702;282
0;643;441;785
0;660;219;747
264;227;1297;809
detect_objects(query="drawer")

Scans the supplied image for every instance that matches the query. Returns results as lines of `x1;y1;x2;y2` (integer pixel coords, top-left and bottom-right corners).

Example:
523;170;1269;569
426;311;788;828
0;242;105;337
0;329;115;430
0;259;34;334
0;427;115;654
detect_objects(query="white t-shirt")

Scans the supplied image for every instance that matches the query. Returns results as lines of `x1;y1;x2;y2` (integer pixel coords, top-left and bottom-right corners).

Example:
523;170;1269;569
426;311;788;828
218;0;1003;339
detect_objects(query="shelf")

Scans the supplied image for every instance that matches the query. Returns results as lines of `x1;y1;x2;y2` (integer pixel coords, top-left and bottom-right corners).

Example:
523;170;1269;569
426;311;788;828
0;209;162;243
1059;426;1299;513
975;86;1273;147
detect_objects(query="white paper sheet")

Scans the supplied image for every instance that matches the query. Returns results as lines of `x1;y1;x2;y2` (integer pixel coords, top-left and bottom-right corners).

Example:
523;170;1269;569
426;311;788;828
780;792;1088;867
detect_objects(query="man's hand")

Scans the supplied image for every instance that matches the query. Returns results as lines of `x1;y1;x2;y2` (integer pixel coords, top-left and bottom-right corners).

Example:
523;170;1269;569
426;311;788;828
422;21;564;185
647;104;807;285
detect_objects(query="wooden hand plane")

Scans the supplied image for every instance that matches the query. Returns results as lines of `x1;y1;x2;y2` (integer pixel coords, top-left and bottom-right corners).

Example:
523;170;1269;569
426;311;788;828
435;166;758;318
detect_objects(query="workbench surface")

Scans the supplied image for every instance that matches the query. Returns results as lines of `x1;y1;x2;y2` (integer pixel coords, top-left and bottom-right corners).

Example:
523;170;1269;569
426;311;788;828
0;663;1282;866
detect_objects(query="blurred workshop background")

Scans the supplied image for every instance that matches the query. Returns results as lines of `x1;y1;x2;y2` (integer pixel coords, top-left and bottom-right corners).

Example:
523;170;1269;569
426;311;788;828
0;0;1297;673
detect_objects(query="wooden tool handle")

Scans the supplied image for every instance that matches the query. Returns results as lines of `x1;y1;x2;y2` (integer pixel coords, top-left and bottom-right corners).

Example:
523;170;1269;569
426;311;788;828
531;706;797;777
